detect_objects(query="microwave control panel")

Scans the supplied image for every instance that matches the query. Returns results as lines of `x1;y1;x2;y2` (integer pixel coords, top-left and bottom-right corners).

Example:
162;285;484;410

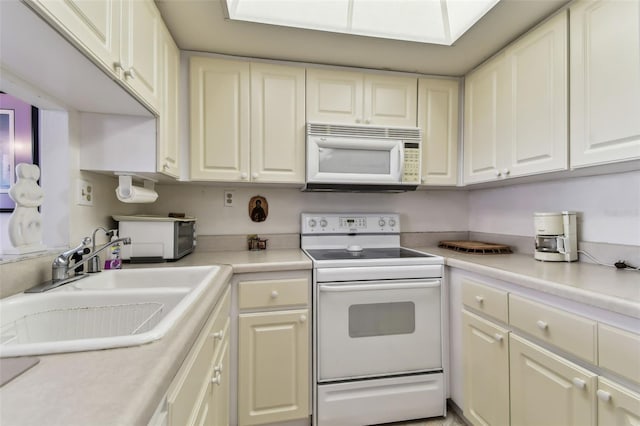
402;142;421;183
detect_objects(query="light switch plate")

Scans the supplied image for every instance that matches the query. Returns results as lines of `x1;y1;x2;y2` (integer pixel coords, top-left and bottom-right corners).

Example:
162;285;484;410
77;179;94;206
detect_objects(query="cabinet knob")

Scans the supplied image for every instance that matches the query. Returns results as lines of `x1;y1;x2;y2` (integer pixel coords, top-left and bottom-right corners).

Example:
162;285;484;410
503;169;510;176
163;163;169;171
597;389;612;402
252;172;259;179
365;118;371;124
214;363;223;374
299;314;307;323
211;372;222;385
241;172;248;179
211;329;224;340
572;378;586;389
113;62;123;71
124;68;135;80
271;290;279;299
494;170;502;177
494;333;504;342
355;118;361;124
421;177;426;183
475;296;484;304
536;320;548;330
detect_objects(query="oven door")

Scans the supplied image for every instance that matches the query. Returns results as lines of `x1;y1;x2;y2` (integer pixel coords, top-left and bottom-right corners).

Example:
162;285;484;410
317;279;441;382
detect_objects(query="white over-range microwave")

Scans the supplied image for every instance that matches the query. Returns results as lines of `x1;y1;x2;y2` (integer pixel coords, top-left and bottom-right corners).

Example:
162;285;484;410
304;123;422;192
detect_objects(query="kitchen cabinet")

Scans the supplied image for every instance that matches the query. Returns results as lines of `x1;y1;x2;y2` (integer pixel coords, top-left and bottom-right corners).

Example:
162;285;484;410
27;0;162;114
166;285;230;426
510;333;597;426
569;0;640;168
597;377;640;425
417;78;459;186
306;68;417;127
464;11;568;184
190;57;305;183
157;21;180;178
237;274;310;426
462;310;510;426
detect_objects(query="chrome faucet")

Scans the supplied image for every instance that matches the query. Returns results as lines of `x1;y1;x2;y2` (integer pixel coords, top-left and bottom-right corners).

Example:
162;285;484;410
86;227;116;273
26;235;132;293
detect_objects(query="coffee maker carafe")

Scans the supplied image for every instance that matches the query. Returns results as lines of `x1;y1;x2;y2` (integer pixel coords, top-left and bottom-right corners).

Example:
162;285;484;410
534;212;577;262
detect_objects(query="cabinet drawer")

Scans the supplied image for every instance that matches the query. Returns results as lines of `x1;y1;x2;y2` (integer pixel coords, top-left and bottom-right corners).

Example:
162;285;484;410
238;277;309;310
462;279;508;323
598;323;640;384
509;294;597;363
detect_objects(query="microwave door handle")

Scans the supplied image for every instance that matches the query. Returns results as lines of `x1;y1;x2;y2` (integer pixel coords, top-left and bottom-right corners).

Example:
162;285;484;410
319;281;440;293
399;143;405;177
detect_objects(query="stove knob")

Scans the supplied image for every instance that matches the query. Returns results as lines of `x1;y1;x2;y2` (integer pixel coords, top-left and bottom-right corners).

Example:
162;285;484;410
389;219;396;227
319;219;328;228
378;219;386;227
308;219;317;228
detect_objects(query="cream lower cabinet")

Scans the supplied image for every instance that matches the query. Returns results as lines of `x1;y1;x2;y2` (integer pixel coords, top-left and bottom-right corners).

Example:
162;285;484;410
237;275;310;426
510;333;597;426
597;377;640;426
462;310;510;426
166;286;230;426
190;57;305;183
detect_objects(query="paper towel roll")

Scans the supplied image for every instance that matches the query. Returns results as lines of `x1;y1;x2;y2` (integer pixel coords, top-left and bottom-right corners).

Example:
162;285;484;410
115;184;158;203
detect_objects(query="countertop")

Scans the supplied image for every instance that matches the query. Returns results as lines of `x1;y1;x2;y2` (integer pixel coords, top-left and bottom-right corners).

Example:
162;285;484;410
0;249;311;426
412;246;640;319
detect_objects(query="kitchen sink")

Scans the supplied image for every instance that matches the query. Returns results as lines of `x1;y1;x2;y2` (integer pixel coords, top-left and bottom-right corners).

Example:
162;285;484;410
0;266;221;357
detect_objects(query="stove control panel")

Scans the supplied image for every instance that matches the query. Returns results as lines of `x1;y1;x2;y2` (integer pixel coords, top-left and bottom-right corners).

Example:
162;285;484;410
302;213;400;234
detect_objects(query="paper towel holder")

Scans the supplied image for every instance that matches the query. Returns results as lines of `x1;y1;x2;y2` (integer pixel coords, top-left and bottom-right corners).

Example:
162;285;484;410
115;173;158;203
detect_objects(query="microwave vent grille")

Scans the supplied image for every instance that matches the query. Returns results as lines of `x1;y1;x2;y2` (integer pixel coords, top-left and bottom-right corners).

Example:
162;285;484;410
307;123;420;141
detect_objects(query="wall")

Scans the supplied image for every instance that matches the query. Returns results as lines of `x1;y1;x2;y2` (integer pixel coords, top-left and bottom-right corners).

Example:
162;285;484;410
143;185;469;235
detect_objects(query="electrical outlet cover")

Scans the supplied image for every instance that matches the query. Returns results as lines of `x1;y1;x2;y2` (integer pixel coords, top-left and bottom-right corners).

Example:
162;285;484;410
77;179;94;206
224;190;234;207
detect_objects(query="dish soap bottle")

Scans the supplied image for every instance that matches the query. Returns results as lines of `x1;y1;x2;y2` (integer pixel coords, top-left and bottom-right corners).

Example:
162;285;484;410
104;233;122;270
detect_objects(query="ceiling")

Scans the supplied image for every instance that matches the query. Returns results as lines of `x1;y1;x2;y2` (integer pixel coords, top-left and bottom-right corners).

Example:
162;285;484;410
155;0;569;77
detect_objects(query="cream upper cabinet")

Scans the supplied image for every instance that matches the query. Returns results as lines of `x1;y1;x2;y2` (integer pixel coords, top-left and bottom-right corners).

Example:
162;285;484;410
250;63;306;183
464;11;568;184
190;57;251;181
510;333;597;426
418;78;459;186
597;377;640;426
462;310;510;426
157;22;180;178
307;68;417;127
190;57;305;183
570;0;640;167
463;53;508;184
27;0;161;113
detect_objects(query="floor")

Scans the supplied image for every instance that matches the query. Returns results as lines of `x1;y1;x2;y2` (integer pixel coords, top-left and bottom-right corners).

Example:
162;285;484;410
384;410;467;426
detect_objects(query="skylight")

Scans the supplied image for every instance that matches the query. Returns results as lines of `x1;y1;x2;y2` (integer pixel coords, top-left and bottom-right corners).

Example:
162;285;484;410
224;0;501;45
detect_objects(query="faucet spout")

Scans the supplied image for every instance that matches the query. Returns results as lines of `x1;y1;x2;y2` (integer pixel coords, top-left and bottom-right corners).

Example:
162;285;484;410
51;236;131;283
75;237;131;274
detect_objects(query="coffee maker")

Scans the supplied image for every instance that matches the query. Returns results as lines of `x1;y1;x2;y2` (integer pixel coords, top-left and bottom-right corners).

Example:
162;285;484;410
534;211;578;262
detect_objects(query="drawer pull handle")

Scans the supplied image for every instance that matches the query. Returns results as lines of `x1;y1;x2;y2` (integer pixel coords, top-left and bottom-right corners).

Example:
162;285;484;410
475;296;484;304
214;363;223;374
211;330;224;340
536;320;548;330
211;372;222;385
271;290;279;299
300;314;307;323
494;333;504;342
572;378;586;389
597;390;611;402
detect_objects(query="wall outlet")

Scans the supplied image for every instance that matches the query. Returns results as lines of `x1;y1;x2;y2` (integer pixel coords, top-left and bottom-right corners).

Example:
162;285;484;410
224;190;234;207
77;179;94;206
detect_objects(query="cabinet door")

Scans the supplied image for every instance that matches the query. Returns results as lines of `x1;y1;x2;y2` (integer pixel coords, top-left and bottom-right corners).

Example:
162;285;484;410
210;332;230;426
157;23;180;178
238;309;309;425
597;377;640;426
418;78;459;186
463;54;508;184
462;310;509;426
190;57;250;181
364;74;417;127
570;0;640;167
120;0;161;113
510;334;597;426
306;68;364;124
504;11;568;178
28;0;120;76
250;63;306;183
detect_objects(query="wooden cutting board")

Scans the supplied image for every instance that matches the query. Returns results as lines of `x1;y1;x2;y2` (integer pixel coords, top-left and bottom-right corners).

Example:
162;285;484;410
438;240;512;254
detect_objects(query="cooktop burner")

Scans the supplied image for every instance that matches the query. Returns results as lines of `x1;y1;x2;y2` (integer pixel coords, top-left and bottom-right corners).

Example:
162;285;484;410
305;247;433;261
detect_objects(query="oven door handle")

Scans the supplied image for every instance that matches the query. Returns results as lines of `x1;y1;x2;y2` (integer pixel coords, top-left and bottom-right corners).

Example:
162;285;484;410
319;280;440;292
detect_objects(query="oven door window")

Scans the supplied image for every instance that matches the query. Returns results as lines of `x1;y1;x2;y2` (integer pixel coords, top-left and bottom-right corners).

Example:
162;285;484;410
349;302;415;337
317;280;442;382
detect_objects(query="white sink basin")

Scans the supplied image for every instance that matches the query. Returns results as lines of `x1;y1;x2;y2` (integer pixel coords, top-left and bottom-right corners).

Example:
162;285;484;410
0;266;221;357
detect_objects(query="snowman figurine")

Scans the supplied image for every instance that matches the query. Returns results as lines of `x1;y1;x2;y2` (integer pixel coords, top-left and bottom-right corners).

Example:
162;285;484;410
6;163;46;254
